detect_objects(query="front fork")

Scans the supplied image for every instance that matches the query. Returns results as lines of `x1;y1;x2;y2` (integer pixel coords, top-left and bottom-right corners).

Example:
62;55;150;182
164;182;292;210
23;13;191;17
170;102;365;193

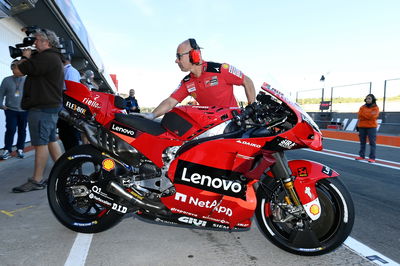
270;152;302;206
269;152;329;221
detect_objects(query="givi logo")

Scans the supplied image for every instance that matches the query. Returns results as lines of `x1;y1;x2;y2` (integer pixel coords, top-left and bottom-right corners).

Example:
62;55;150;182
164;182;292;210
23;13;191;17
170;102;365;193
174;160;246;198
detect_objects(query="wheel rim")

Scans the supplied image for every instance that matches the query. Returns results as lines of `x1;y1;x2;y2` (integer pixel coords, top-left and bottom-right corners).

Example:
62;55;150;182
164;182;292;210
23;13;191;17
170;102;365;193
261;180;343;248
55;159;113;222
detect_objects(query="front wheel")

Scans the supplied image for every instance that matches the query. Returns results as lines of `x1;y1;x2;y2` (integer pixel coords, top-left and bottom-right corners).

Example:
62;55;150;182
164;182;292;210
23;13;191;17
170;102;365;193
255;177;354;256
47;145;124;233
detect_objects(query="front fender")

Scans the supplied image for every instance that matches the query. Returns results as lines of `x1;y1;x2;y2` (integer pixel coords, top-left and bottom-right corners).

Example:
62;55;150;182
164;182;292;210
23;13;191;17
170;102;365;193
288;160;339;220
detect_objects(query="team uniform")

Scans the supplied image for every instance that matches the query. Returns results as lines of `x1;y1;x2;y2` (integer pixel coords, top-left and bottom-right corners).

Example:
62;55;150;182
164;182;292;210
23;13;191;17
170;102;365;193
171;62;245;107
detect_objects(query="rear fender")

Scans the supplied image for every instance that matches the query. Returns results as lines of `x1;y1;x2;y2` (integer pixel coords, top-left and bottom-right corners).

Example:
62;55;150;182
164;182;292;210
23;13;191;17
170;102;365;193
288;160;339;220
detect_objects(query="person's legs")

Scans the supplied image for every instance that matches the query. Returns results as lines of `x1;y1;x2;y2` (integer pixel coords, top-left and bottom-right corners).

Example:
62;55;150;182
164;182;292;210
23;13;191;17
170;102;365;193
358;128;367;158
367;128;377;160
16;111;28;150
32;145;49;182
4;109;18;152
48;141;62;162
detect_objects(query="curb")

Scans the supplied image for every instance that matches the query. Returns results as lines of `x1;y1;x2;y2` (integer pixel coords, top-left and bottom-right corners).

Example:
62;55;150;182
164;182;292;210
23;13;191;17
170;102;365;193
321;129;400;147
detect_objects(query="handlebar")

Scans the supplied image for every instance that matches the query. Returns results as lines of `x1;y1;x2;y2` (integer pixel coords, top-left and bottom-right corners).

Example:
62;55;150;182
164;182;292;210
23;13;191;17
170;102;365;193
233;91;295;131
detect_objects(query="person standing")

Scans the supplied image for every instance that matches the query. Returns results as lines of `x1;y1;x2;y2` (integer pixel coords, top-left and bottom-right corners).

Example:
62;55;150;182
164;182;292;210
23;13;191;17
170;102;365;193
355;94;380;163
139;38;255;119
57;54;81;151
125;89;140;113
12;28;63;192
0;60;27;159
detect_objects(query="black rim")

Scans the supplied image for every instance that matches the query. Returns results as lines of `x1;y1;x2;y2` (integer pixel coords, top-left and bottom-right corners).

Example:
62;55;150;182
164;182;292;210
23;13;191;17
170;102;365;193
262;180;343;249
55;158;112;222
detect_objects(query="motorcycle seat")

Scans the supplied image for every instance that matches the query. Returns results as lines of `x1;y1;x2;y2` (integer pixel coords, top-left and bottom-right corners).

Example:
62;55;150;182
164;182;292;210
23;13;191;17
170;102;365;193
114;113;166;136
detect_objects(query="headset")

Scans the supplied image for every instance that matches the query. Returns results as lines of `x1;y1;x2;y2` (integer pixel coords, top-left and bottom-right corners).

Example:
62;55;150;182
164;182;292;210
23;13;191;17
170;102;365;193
188;38;201;64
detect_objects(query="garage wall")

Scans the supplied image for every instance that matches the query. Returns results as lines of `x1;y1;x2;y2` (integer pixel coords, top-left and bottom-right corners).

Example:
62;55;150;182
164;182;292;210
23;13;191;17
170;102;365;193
0;17;30;149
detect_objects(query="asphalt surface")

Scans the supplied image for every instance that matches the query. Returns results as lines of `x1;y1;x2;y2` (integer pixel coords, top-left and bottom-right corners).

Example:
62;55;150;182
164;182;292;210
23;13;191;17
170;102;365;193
287;138;400;263
0;139;398;265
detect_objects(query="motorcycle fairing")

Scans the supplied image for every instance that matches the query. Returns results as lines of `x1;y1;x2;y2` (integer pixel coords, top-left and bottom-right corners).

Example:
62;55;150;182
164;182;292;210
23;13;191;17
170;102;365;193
64;81;123;125
288;160;339;220
162;105;239;140
161;180;257;229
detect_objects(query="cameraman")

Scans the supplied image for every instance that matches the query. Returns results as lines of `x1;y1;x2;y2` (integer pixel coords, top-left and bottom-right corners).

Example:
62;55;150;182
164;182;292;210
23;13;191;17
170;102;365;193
12;28;63;193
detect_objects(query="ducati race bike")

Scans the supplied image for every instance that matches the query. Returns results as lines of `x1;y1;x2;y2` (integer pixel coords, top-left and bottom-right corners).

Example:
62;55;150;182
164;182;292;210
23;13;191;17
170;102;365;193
47;81;354;256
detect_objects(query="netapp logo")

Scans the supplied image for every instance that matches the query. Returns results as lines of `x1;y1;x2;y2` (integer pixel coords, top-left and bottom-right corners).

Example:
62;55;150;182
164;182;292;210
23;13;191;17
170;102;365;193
174;161;246;198
110;123;136;137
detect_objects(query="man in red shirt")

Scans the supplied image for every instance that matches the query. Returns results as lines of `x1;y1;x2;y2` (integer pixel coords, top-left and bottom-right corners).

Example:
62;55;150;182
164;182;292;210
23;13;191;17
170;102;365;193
144;39;256;119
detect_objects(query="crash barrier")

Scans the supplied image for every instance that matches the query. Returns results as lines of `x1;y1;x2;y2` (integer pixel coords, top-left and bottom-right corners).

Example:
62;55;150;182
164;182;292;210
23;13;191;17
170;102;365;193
308;112;400;136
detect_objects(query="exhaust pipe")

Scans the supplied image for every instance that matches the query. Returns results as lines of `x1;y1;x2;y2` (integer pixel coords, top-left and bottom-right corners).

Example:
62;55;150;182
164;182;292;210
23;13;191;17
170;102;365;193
107;181;171;216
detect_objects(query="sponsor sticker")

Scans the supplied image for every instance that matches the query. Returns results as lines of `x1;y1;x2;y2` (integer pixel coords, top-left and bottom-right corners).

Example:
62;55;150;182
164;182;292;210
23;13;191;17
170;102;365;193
321;166;333;176
310;204;320;215
228;65;243;78
174;160;246;199
102;158;115;171
222;63;229;69
297;167;308;177
110;123;136;138
82;97;101;109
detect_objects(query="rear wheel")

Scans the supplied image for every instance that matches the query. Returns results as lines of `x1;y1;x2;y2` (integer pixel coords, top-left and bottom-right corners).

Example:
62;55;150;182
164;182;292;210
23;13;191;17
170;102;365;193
47;145;124;233
256;177;354;255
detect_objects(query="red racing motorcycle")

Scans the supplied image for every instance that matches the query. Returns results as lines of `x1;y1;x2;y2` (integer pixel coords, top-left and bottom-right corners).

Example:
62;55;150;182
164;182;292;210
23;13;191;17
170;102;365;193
47;81;354;255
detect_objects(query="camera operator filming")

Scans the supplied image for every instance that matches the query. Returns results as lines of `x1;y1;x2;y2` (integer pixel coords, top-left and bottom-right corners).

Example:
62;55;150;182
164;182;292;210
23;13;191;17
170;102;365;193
11;27;64;193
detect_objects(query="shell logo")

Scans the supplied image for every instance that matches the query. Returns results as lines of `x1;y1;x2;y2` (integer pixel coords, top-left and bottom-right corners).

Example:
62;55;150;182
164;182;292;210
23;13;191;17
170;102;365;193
310;204;320;215
102;158;115;171
222;63;229;69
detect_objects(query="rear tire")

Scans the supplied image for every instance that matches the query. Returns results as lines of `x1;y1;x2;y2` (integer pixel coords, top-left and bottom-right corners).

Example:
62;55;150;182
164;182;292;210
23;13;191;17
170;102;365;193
47;145;124;233
256;177;354;255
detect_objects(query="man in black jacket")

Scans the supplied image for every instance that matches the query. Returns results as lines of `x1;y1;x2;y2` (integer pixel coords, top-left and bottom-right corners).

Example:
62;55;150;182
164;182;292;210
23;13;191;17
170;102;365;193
12;28;63;193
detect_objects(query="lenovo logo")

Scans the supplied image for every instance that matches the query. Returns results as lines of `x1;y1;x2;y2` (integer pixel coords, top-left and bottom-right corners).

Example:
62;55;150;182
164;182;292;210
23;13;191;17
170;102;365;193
110;123;136;137
174;161;246;198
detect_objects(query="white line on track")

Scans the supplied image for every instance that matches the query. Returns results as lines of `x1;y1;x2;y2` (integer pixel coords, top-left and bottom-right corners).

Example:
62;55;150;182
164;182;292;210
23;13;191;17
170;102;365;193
344;237;400;265
64;233;93;266
305;149;400;170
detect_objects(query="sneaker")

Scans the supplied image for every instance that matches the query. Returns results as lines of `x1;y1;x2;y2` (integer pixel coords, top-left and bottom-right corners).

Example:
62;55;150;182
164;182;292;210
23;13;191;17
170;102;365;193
12;178;46;193
368;159;376;163
1;150;11;160
355;156;365;160
17;149;24;158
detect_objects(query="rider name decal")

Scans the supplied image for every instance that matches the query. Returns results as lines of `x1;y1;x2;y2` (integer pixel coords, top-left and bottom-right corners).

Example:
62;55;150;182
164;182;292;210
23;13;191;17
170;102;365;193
174;160;246;199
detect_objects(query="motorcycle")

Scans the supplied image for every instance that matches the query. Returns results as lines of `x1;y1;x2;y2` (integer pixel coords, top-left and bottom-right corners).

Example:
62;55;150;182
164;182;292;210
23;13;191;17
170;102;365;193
47;81;354;256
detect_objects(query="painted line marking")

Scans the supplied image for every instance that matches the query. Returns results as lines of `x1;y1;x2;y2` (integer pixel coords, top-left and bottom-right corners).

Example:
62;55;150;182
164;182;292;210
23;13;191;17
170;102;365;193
305;149;400;170
324;137;400;149
344;237;399;265
0;206;35;217
64;233;93;266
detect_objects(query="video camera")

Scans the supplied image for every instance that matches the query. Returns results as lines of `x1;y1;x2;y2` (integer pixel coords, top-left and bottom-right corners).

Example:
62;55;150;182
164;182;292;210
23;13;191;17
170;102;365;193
9;26;74;59
9;26;38;58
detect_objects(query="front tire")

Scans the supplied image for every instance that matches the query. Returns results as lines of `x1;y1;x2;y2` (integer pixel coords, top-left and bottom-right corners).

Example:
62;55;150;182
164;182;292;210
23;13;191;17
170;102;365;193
47;145;124;233
256;177;354;255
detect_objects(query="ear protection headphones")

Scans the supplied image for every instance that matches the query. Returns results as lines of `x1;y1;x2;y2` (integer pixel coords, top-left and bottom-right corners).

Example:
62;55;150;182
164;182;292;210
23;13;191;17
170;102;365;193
188;38;201;64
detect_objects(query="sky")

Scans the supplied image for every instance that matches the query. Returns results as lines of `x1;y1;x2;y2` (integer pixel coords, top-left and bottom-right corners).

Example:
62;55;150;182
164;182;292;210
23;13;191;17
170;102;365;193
71;0;400;107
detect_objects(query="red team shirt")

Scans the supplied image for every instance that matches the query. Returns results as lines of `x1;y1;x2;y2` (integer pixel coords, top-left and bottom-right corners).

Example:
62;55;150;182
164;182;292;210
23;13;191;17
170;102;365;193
171;61;245;107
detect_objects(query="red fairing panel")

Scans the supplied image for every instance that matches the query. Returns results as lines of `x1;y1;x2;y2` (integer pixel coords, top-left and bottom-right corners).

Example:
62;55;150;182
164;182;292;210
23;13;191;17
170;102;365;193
64;80;124;125
288;160;339;205
161;180;257;229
